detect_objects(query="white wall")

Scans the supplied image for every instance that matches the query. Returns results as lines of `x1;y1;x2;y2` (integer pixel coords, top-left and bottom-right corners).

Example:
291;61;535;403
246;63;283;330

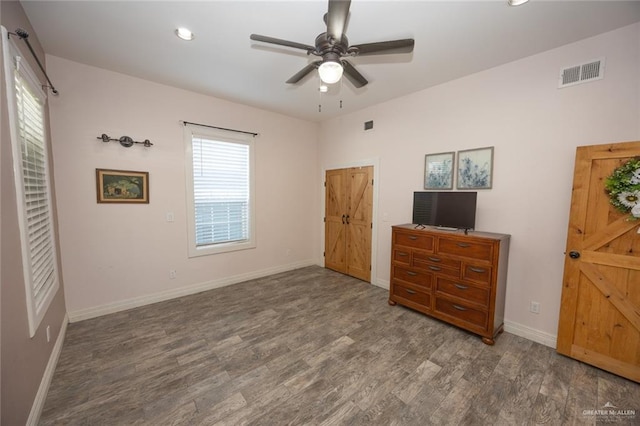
318;24;640;346
46;57;321;319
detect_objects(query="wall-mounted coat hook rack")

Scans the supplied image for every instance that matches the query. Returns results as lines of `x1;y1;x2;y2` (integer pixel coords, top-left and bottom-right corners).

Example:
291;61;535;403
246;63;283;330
97;133;153;148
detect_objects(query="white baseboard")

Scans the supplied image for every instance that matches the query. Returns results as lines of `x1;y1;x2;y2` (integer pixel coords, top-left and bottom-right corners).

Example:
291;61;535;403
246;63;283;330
67;262;558;350
27;313;69;426
68;260;318;322
504;319;557;348
373;278;390;290
373;277;557;348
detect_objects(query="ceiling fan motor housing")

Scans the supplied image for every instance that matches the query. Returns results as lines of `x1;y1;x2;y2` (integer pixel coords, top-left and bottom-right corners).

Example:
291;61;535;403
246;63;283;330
315;32;349;57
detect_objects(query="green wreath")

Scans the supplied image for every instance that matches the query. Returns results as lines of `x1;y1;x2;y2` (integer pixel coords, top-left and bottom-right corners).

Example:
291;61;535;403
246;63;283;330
604;157;640;220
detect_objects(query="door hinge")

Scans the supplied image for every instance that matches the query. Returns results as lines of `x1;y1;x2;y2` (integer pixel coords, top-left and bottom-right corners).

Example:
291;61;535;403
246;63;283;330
323;251;325;257
324;181;326;187
371;222;373;229
324;217;326;222
371;179;374;185
369;265;372;271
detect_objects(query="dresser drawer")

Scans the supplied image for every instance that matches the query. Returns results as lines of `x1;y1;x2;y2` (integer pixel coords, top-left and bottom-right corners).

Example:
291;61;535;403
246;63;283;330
413;252;461;270
435;278;489;306
438;238;494;261
392;265;432;289
394;231;434;251
462;264;492;286
392;249;411;265
393;283;431;308
412;261;460;279
435;297;488;329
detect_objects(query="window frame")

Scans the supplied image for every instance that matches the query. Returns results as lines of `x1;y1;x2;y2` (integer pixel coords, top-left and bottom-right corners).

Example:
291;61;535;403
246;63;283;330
2;26;60;337
184;124;256;257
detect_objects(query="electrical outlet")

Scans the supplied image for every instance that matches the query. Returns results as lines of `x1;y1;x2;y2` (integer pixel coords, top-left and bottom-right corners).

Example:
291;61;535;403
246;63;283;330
169;269;177;279
530;301;540;314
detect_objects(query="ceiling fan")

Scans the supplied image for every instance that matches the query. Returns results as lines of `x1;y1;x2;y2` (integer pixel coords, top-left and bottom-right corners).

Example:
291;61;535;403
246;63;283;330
250;0;415;88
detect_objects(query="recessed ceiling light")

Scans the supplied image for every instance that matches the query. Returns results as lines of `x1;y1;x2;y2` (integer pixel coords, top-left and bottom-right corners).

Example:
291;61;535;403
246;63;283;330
175;27;194;41
508;0;529;6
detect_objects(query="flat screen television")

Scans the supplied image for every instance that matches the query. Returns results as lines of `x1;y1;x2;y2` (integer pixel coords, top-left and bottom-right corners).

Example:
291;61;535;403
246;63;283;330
412;191;477;230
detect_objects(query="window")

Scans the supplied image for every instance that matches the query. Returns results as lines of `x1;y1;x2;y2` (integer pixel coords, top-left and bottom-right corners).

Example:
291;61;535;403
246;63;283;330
184;124;255;257
2;28;60;337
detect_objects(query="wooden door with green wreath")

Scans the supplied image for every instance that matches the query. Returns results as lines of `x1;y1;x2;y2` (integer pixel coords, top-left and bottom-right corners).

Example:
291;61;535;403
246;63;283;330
557;141;640;383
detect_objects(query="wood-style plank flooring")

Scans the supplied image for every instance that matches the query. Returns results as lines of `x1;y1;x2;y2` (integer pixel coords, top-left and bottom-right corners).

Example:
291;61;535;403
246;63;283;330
40;266;640;425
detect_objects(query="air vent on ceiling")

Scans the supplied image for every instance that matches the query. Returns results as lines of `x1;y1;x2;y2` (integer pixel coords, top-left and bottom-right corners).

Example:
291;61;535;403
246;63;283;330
558;58;605;88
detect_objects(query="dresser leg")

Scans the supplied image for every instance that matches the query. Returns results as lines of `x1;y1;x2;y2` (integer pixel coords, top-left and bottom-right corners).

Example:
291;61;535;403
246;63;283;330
481;337;495;345
388;299;397;306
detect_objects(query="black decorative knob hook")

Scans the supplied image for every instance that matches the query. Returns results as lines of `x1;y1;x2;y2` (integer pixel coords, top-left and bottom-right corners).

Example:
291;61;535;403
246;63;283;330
97;133;153;148
569;251;581;259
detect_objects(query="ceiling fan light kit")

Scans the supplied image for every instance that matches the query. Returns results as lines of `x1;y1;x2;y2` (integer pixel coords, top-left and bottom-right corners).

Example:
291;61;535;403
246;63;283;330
318;60;343;84
250;0;414;88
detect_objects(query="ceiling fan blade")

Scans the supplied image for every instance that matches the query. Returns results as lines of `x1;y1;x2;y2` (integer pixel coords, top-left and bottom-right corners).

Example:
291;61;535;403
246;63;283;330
250;34;315;52
341;60;368;88
350;39;415;56
326;0;351;42
286;61;321;84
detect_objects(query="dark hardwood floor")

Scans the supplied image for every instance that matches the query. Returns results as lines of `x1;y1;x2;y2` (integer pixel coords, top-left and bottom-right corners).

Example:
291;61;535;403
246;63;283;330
39;266;639;425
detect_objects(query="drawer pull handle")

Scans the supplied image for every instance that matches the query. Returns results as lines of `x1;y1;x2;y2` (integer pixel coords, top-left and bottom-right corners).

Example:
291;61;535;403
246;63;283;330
408;236;418;240
397;252;409;257
428;257;441;262
469;267;485;273
454;284;469;290
456;243;471;248
405;289;417;295
453;304;467;311
429;266;441;271
406;271;418;276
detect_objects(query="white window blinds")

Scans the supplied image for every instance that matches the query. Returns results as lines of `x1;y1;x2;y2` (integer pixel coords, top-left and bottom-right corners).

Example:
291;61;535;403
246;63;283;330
2;26;60;337
192;136;250;245
15;72;57;309
184;124;255;257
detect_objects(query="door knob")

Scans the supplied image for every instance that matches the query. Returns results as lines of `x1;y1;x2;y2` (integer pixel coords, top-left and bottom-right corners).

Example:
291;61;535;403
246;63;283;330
569;251;581;259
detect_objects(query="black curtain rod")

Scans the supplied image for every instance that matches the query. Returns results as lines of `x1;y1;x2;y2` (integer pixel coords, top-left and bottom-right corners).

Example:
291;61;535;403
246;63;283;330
10;29;58;95
181;120;258;137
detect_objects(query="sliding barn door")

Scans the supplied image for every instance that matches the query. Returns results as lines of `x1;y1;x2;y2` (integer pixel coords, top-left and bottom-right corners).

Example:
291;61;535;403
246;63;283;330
557;141;640;383
324;166;373;282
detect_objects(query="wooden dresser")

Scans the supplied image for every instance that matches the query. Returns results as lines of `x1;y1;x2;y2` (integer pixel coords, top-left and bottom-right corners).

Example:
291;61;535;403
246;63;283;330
388;224;510;345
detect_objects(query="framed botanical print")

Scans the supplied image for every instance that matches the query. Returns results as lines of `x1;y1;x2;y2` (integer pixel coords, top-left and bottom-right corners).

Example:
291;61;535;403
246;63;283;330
424;152;455;190
457;147;494;190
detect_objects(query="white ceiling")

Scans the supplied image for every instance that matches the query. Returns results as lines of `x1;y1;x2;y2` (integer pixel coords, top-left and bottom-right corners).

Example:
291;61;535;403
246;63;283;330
20;1;640;122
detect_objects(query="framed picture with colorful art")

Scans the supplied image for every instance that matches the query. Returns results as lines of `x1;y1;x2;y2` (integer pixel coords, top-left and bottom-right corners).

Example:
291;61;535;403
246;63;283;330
96;169;149;203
